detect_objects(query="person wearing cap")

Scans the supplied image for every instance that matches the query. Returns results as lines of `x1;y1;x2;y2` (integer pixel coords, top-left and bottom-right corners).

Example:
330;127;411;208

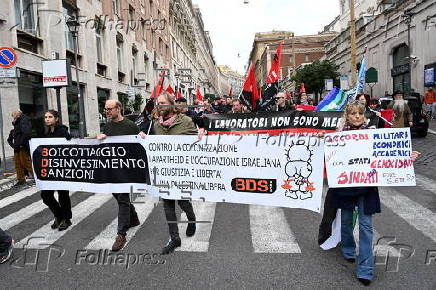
387;91;413;128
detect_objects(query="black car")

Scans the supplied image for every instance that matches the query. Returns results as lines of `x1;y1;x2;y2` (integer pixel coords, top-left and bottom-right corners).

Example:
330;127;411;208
405;94;429;137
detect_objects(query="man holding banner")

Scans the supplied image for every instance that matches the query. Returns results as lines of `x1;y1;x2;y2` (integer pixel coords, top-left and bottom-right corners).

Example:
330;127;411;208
153;92;197;255
97;100;141;252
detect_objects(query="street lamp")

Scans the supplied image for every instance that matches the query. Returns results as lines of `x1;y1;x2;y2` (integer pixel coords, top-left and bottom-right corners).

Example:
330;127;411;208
403;9;413;96
66;16;85;138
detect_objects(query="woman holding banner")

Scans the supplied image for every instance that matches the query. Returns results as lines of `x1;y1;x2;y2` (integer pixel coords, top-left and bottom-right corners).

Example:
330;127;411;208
328;101;419;286
148;92;197;255
40;110;73;231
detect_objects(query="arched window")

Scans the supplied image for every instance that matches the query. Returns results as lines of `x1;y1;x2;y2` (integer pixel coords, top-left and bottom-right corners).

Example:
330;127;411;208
391;44;411;94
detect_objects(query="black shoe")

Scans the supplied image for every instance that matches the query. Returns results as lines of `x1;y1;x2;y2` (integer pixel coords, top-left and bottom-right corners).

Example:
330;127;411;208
161;238;181;255
51;218;61;229
58;219;71;231
358;278;371;286
186;222;196;237
345;257;355;263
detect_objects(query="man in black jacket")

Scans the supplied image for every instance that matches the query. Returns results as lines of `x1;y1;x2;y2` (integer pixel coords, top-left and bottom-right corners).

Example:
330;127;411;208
7;111;34;187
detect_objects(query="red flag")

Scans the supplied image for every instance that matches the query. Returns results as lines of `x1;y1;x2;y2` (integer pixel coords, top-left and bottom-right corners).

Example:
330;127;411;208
229;87;232;97
166;85;175;95
176;88;183;99
299;83;306;94
295;105;316;111
242;62;259;110
150;73;166;99
196;87;204;102
380;109;394;128
267;42;283;84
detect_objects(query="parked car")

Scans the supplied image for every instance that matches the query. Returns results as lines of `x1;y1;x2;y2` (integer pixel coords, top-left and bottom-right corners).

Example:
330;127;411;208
378;94;428;137
406;94;429;137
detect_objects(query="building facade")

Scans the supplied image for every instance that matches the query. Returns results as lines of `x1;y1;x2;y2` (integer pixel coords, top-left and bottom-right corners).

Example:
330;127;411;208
247;31;335;91
0;0;220;158
325;0;436;97
217;65;244;97
168;0;218;100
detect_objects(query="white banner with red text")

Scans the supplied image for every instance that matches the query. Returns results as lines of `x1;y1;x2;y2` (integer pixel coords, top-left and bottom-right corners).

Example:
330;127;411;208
30;134;325;212
324;127;416;188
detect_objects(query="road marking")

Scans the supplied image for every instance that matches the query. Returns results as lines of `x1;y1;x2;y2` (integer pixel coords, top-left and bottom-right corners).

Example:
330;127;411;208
427;129;436;136
249;205;301;253
16;194;112;249
0;186;39;209
0;192;74;230
176;201;216;252
85;195;158;250
416;173;436;194
379;187;436;243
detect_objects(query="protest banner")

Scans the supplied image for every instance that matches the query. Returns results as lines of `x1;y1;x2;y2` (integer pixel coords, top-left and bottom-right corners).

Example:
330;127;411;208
30;136;151;193
205;110;379;135
324;127;416;187
30;134;326;212
204;111;342;135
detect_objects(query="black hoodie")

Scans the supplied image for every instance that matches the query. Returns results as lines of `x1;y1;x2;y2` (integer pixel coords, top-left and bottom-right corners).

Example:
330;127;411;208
42;124;72;140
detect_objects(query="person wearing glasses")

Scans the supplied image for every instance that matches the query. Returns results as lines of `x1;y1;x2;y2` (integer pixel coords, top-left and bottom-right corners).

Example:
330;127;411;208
272;92;294;111
97;100;140;251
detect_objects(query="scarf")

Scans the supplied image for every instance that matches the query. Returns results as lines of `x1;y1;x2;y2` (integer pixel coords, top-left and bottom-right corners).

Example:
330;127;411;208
342;121;368;131
159;114;177;127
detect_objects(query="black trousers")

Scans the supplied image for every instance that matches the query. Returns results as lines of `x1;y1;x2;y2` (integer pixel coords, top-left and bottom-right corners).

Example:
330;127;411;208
41;190;72;220
163;199;195;239
0;227;12;255
318;188;337;245
112;193;138;235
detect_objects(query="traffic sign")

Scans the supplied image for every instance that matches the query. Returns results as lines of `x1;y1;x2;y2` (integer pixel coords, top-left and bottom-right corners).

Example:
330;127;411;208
0;47;17;68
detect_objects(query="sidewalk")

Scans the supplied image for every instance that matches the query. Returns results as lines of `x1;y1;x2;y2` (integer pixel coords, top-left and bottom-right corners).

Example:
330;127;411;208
0;157;16;180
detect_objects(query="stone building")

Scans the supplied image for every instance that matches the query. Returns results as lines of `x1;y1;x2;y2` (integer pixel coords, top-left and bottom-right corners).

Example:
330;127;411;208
247;31;335;92
324;0;436;97
217;65;244;97
168;0;218;100
0;0;220;159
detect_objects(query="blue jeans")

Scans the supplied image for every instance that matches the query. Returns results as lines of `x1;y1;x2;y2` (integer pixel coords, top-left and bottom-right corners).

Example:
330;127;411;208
341;196;374;280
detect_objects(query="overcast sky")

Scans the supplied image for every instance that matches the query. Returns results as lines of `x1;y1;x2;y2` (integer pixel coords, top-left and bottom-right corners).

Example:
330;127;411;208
192;0;340;75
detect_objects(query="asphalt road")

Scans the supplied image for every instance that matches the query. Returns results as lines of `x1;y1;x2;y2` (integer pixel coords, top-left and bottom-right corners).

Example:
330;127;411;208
0;134;435;289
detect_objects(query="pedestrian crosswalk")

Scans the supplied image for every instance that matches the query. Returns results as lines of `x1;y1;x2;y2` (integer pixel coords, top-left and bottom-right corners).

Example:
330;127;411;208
0;173;435;255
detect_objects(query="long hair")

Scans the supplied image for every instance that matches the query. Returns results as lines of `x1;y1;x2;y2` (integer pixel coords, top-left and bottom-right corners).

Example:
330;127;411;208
44;110;61;134
152;91;180;119
337;101;367;131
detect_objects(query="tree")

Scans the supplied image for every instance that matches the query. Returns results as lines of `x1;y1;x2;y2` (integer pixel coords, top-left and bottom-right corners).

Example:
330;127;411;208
128;93;144;112
291;60;340;103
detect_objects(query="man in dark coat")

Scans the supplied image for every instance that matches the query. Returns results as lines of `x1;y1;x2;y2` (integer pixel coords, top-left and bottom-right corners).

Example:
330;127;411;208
7;111;34;187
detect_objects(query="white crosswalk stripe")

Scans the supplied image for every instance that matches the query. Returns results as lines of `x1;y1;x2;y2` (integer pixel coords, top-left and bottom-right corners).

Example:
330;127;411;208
249;205;301;253
176;201;216;252
0;186;38;210
85;195;159;250
0;191;75;231
415;173;436;194
379;187;436;243
1;181;435;254
16;194;112;249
